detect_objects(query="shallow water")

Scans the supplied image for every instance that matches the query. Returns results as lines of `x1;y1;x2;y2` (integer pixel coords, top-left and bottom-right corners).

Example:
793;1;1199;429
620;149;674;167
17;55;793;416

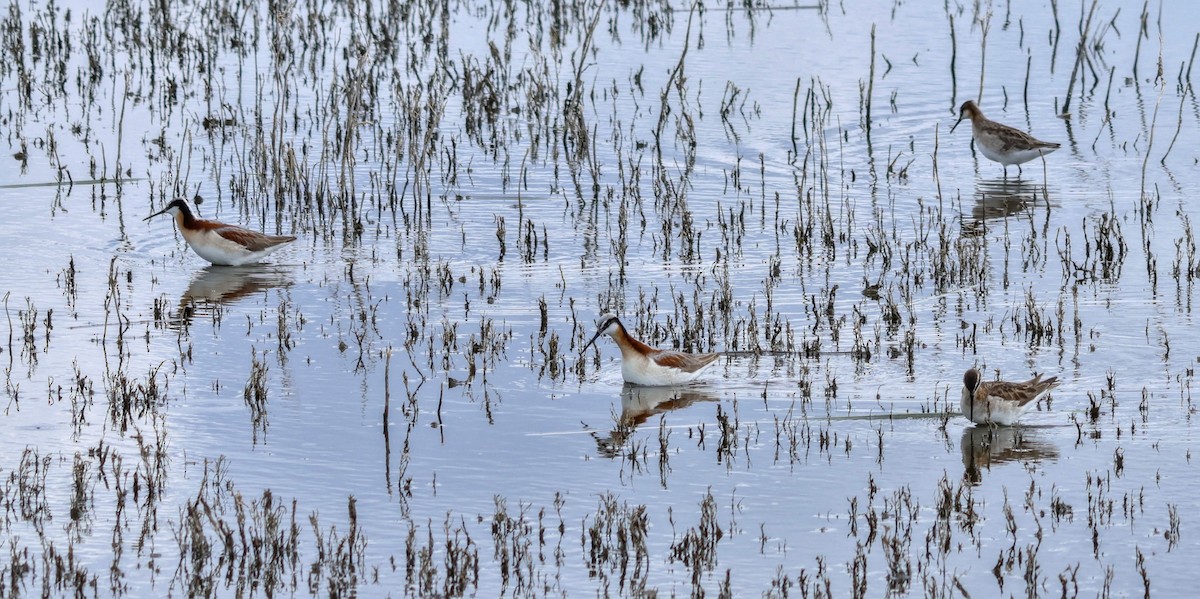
3;0;1200;596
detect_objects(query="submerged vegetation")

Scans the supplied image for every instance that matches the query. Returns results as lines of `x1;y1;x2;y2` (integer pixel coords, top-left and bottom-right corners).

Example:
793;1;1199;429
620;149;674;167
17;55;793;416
2;0;1200;596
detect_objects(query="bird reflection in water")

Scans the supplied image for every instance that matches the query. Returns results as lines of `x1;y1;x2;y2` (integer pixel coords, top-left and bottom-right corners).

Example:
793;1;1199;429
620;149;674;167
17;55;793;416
960;425;1059;485
961;178;1049;237
168;265;294;330
593;384;717;458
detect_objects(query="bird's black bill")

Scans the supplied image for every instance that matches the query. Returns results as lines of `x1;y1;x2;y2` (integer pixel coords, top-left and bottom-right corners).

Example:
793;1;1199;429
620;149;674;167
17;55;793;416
949;114;964;134
582;330;603;353
143;207;170;221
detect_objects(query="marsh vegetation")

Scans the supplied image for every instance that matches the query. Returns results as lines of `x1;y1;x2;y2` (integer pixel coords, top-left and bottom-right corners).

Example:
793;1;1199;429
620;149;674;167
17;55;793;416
2;0;1200;595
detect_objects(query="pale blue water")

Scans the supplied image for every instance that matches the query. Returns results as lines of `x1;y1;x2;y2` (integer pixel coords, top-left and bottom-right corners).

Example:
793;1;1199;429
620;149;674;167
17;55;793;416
2;0;1199;596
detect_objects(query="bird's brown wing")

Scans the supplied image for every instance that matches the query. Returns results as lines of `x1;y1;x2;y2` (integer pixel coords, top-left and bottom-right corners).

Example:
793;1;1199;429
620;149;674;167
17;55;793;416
652;351;720;373
997;126;1060;151
986;378;1055;407
215;225;297;252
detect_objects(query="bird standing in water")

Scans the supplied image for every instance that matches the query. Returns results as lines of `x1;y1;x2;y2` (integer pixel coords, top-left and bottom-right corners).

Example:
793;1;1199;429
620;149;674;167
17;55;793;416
145;199;296;266
951;100;1060;177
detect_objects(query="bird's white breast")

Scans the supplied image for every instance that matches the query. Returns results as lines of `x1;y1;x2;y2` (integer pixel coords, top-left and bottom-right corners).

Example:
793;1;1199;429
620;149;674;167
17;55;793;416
182;229;259;266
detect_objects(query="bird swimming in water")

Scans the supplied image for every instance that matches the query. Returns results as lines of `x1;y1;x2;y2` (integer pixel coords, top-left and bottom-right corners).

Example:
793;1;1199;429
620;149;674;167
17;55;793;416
583;313;720;386
961;367;1060;425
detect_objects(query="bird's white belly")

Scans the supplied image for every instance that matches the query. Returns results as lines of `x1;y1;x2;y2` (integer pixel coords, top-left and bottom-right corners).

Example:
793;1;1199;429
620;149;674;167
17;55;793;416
976;138;1054;167
962;393;1026;426
622;358;702;387
183;230;256;266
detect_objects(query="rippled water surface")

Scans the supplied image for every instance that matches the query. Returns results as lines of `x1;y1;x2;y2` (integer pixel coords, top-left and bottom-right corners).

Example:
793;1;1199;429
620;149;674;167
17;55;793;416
3;0;1200;596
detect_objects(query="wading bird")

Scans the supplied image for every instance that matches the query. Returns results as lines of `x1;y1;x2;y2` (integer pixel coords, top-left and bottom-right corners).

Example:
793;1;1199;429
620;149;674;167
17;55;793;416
145;199;296;266
951;100;1060;177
